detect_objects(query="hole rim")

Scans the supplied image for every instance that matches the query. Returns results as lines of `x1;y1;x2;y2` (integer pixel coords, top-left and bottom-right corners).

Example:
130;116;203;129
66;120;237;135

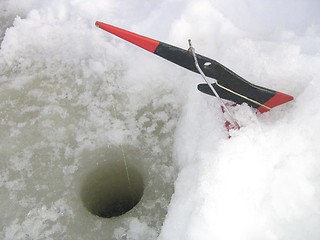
80;160;144;219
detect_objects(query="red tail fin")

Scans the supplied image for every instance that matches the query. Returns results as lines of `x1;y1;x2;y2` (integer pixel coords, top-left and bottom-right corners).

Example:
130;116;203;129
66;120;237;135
257;92;294;113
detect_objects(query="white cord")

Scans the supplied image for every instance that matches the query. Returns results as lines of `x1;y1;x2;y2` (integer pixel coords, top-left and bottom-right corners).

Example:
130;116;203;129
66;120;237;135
188;39;239;129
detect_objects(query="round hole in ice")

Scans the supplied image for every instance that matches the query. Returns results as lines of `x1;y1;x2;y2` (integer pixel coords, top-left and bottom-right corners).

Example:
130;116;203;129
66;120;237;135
80;161;144;218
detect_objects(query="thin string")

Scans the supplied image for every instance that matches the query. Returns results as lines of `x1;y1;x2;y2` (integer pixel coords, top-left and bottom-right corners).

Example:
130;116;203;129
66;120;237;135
111;99;131;187
215;82;271;111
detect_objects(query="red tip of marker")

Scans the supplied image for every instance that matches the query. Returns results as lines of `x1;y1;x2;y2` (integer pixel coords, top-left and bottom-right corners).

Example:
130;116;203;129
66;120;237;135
258;91;294;113
95;21;160;53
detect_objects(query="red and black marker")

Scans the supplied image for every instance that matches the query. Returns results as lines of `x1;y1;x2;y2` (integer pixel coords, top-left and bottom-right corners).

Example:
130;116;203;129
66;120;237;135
95;21;293;112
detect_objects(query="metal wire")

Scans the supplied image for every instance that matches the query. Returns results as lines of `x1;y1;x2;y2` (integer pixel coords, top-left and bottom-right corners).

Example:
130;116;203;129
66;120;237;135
188;39;239;129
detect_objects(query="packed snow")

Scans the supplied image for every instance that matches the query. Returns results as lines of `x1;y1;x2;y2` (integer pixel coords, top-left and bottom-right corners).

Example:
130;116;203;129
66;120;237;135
1;0;320;239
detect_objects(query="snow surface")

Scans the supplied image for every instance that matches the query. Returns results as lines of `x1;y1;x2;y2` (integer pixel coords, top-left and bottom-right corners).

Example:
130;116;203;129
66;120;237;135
1;0;320;239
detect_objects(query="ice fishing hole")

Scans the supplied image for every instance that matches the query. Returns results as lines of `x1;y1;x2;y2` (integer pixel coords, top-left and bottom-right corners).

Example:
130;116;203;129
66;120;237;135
80;161;144;218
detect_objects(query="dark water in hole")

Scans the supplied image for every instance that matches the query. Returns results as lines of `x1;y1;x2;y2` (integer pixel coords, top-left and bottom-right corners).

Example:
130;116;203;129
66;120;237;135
81;161;144;218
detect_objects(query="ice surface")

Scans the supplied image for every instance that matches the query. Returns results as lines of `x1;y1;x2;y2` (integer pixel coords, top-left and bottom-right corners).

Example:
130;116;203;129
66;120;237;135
1;0;320;239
